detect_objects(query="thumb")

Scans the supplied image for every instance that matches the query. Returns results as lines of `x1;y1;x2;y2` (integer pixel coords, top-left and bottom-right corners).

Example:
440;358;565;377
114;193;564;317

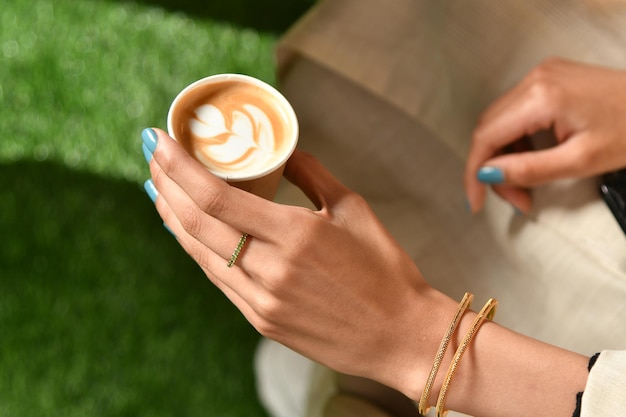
284;150;351;210
477;142;583;187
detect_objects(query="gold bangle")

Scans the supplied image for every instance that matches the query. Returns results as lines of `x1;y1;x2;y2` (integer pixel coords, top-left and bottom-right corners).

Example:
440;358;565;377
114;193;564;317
417;292;473;415
435;298;498;417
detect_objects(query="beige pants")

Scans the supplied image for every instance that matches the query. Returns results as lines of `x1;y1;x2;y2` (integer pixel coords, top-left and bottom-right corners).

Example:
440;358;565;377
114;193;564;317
271;1;626;415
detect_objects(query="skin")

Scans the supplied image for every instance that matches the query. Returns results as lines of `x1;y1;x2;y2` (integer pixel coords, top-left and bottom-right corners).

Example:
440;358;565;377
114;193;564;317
145;127;588;416
465;57;626;214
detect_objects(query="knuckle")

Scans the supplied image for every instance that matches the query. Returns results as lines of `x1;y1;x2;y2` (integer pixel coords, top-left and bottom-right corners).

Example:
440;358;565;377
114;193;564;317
255;298;278;322
342;190;367;207
156;144;180;173
275;210;320;254
199;184;228;218
526;66;547;85
528;80;563;114
257;252;298;295
345;194;376;222
569;143;597;172
331;189;369;217
528;78;553;104
254;293;284;326
288;220;324;259
178;204;204;237
525;61;565;109
528;57;561;80
254;320;281;340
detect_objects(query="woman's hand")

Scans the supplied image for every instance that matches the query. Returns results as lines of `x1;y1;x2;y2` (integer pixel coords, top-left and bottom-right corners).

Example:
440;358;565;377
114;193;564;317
465;57;626;213
143;128;454;398
142;128;590;416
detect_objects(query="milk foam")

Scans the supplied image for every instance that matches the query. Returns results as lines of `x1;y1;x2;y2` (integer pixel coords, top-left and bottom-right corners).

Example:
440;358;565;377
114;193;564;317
189;102;281;176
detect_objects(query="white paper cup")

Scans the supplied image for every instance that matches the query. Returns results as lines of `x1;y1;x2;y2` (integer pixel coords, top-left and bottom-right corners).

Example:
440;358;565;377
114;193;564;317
167;74;299;200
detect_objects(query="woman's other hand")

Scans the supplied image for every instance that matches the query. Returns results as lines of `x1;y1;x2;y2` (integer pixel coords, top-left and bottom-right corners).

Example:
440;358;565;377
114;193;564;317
465;57;626;213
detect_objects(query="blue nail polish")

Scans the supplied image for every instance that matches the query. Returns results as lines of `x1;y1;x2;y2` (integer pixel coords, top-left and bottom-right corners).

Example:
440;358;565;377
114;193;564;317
144;179;158;203
477;167;505;184
142;128;158;154
142;143;153;163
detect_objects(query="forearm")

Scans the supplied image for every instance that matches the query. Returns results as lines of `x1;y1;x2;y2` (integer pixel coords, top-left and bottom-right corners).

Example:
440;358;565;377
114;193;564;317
398;293;589;417
440;315;588;417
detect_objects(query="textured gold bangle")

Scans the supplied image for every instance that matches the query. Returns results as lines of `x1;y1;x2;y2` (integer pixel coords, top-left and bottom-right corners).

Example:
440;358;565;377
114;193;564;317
435;298;498;417
417;292;473;415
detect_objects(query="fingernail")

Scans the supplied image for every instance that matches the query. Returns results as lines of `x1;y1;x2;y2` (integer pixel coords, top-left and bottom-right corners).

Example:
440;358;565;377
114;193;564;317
144;179;158;203
142;128;158;154
142;143;153;163
477;166;505;184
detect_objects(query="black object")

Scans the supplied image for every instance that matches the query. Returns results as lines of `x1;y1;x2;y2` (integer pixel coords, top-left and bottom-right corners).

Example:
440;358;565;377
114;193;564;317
599;169;626;235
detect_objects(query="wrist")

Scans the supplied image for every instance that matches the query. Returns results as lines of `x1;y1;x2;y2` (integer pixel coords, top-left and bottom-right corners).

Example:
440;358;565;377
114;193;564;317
442;321;588;417
385;288;463;402
403;293;589;417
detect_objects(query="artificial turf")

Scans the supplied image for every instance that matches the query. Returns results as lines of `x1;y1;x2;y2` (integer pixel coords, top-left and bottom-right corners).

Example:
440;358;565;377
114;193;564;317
0;0;314;415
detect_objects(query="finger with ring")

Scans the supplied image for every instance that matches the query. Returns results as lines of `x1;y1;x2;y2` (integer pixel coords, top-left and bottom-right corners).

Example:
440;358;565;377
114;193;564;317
227;232;249;268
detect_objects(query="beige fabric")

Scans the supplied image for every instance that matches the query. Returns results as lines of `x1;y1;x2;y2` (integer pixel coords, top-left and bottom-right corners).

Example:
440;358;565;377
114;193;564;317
278;0;626;159
270;0;626;416
324;394;393;417
254;338;338;417
582;350;626;416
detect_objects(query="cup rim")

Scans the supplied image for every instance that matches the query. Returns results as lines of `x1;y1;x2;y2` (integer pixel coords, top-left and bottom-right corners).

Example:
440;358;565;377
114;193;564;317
166;73;299;181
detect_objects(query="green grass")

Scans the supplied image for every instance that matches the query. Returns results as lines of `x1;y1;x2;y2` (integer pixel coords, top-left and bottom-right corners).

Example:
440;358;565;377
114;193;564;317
0;0;314;415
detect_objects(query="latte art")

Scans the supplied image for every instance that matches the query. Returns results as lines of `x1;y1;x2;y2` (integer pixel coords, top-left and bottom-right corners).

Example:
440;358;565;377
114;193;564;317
189;102;281;176
168;74;298;200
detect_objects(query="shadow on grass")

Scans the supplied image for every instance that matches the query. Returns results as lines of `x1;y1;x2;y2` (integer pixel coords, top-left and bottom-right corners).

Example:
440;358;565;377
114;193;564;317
0;160;265;417
114;0;316;33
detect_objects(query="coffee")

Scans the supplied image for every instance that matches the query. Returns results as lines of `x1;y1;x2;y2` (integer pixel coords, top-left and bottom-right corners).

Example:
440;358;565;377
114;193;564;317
167;74;298;199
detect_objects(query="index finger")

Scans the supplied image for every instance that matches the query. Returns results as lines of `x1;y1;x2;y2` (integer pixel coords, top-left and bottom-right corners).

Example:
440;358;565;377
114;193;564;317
150;128;290;241
464;81;556;209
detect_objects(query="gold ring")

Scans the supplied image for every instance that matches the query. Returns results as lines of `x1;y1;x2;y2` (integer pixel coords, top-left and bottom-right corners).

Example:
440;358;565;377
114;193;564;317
227;233;248;268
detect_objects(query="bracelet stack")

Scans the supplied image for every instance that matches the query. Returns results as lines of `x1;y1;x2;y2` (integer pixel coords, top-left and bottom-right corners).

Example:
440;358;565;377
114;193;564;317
417;293;498;417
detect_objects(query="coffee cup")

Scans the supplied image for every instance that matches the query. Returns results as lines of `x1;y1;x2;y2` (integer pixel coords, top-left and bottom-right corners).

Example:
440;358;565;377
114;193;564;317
167;74;299;200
